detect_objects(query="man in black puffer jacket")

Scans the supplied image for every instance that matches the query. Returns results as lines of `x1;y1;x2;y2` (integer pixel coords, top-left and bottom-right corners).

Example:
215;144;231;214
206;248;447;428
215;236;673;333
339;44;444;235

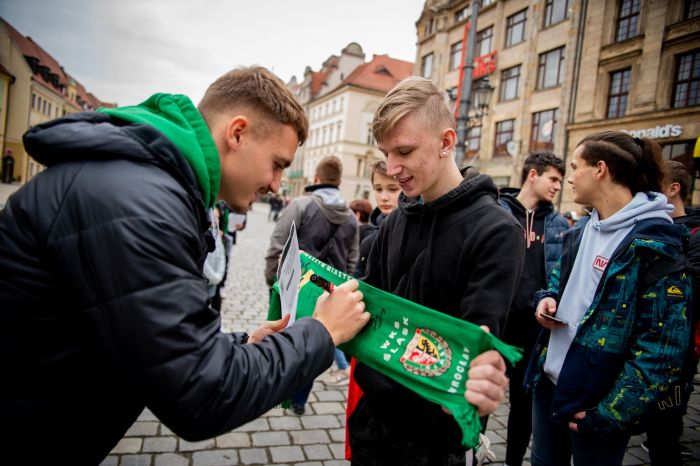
349;77;525;464
0;66;370;465
498;152;568;466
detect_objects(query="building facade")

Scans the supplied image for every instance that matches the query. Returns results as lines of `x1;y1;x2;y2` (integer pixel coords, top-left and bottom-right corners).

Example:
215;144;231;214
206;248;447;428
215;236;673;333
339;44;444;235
414;0;700;212
288;44;413;203
0;18;113;185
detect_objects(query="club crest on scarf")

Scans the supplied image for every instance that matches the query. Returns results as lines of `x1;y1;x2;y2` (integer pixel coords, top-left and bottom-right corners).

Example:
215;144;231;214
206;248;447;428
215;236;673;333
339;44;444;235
400;328;452;377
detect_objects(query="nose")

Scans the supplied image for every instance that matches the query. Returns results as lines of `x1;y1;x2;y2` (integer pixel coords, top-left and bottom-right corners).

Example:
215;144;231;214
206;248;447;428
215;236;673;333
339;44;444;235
386;155;401;177
554;180;562;191
567;174;574;185
269;174;281;194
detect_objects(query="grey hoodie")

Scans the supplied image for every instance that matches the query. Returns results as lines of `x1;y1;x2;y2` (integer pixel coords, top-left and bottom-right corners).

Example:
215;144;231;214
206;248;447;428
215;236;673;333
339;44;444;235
544;192;673;383
265;185;359;286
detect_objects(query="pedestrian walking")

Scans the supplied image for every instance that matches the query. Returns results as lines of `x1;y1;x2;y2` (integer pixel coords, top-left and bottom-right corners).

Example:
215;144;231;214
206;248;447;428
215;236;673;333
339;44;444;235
264;155;359;412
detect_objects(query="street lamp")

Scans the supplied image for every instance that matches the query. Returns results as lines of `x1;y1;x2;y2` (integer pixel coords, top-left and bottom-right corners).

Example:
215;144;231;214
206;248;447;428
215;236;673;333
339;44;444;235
471;76;495;123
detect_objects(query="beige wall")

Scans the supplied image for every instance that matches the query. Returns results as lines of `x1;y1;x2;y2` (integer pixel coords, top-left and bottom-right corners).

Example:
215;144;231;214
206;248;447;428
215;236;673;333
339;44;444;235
415;0;576;189
561;0;700;212
304;86;385;204
0;23;31;183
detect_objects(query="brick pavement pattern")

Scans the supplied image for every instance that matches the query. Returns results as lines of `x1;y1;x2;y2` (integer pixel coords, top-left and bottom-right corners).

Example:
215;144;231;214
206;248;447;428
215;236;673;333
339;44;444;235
103;202;700;465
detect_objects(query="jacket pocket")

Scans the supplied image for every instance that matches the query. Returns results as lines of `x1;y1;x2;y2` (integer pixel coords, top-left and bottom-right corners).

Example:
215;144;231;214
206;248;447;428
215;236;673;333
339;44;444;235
553;344;626;423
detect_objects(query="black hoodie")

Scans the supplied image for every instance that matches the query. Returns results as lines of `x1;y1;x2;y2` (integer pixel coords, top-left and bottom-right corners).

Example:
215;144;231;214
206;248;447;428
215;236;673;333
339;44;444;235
354;173;525;449
0;112;334;464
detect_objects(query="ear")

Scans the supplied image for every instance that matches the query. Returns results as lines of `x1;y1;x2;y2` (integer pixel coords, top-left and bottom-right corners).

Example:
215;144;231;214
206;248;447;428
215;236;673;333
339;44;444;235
527;168;538;182
666;182;681;198
440;127;457;153
595;160;607;179
224;115;251;151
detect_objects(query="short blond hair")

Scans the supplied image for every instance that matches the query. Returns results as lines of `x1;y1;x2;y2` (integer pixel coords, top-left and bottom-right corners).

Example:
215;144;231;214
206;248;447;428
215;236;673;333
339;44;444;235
198;66;308;145
372;76;455;143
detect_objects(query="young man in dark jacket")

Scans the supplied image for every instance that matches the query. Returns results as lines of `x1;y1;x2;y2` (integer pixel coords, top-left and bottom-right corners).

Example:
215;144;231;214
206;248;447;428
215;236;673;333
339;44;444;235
265;155;359;408
0;66;371;465
348;76;525;465
498;152;568;466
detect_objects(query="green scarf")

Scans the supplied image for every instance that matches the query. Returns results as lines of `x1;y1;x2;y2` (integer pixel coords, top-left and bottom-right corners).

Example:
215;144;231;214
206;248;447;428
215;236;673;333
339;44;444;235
268;252;523;450
98;94;220;208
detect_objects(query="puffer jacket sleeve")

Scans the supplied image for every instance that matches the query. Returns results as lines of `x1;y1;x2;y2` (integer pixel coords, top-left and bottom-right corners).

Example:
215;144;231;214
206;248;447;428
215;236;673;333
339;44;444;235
49;168;334;441
577;269;692;435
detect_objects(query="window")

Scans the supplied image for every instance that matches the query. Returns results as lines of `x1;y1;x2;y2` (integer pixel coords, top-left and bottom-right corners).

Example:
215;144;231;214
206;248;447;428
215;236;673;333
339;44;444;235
673;50;700;108
476;26;494;57
47;102;51;116
494;119;515;157
662;141;695;176
537;47;565;89
615;0;641;42
336;122;342;142
421;53;434;79
544;0;570;27
31;93;36;109
505;9;527;47
450;41;463;70
366;123;375;146
531;109;559;152
607;68;631;118
425;17;435;36
465;126;481;159
686;0;700;19
455;6;469;23
500;65;521;101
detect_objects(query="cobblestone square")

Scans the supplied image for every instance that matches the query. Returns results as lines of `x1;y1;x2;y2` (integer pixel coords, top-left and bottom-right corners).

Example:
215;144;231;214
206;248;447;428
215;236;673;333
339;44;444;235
103;203;700;465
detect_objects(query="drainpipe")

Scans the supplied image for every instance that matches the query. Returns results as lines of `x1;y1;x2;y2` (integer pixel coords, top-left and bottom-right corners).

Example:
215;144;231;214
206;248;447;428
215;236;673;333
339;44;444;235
455;0;480;168
559;0;588;211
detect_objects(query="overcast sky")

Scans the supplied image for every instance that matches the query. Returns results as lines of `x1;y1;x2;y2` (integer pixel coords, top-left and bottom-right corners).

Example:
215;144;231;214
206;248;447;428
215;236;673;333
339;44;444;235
0;0;425;106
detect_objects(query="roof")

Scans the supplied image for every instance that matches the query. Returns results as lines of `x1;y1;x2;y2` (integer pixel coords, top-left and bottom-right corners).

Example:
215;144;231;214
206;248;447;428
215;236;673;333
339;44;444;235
1;17;112;108
336;54;414;94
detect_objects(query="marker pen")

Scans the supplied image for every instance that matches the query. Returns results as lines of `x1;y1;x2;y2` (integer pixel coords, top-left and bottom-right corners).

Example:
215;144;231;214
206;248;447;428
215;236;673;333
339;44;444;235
310;274;334;293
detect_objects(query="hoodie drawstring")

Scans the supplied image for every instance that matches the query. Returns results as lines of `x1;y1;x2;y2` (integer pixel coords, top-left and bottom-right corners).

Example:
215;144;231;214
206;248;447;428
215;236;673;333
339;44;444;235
525;209;535;249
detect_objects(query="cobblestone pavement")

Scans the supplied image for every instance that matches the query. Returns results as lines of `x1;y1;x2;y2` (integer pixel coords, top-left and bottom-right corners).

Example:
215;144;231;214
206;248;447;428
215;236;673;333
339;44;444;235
103;202;700;466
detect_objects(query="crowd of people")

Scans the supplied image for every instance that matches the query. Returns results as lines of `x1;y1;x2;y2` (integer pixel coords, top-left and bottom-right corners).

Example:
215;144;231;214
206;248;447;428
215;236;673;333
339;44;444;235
0;65;696;466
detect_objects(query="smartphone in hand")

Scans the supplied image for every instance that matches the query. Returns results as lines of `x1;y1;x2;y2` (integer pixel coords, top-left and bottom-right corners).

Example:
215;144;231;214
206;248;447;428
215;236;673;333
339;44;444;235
542;313;568;325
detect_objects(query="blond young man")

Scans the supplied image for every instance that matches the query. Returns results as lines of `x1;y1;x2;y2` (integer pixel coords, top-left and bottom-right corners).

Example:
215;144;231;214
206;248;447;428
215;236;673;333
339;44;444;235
0;66;370;464
349;76;525;465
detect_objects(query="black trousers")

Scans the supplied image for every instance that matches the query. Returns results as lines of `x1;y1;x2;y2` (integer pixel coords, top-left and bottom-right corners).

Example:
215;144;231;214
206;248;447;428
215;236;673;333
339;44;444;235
348;398;467;466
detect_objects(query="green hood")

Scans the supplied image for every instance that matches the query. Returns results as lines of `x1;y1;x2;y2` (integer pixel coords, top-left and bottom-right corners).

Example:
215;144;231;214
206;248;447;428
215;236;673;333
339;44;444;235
98;94;220;208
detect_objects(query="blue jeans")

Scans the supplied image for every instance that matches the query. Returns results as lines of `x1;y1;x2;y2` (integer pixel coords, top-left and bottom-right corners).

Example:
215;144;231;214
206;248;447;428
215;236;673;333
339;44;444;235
335;348;349;370
291;382;313;408
531;377;630;466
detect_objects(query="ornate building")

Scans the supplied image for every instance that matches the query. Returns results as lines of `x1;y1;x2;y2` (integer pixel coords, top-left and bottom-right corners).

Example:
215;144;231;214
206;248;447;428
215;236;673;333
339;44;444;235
414;0;700;211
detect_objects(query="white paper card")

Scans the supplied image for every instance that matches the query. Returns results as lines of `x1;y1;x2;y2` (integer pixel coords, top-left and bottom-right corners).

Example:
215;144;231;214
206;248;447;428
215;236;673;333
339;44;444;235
277;221;300;325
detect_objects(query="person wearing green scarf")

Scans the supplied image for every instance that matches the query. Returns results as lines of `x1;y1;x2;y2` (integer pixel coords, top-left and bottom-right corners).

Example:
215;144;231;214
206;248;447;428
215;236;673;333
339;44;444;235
0;66;371;465
346;76;526;465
